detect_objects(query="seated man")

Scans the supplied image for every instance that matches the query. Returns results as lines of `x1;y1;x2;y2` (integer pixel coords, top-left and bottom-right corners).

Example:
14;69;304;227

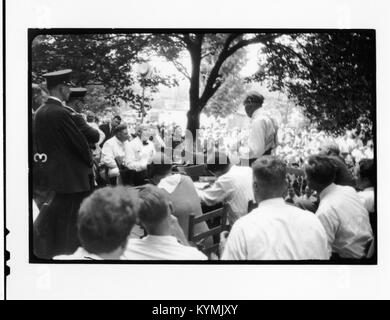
197;152;254;225
305;155;373;259
54;186;137;260
100;123;130;185
122;126;156;186
123;185;208;260
221;156;329;260
147;153;210;243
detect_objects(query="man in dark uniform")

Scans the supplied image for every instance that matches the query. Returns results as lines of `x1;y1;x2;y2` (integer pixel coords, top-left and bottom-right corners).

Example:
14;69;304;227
66;87;100;146
33;70;95;259
99;115;121;147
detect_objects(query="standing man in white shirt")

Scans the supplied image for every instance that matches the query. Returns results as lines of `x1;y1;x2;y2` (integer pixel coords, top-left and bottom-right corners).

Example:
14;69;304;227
243;91;278;166
304;155;373;259
197;152;254;225
221;156;329;260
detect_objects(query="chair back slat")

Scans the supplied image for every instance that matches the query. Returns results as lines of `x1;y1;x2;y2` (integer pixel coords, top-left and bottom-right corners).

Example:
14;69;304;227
188;206;228;258
191;225;225;243
192;207;225;224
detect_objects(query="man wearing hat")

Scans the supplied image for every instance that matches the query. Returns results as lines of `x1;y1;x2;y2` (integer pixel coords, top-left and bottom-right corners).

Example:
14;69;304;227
242;91;278;166
66;87;100;146
33;70;95;259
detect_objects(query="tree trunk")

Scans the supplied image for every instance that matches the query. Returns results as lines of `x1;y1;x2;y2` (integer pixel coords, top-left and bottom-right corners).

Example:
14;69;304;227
186;107;200;138
186;39;202;139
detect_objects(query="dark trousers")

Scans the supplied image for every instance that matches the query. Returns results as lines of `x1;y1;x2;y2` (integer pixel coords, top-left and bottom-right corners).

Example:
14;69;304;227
33;191;90;259
120;168;148;186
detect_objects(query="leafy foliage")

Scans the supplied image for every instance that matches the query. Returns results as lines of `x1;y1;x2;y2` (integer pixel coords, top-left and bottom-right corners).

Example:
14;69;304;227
246;32;375;138
31;33;178;110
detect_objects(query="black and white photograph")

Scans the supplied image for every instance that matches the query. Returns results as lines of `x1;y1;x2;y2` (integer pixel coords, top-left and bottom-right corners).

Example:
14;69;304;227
30;30;376;262
3;0;390;301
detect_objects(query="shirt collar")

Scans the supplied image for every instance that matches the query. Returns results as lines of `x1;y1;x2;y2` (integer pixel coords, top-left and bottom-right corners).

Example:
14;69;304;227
75;247;103;260
158;174;181;194
114;136;124;146
143;235;178;243
251;108;263;119
47;96;64;105
319;183;337;200
257;197;285;208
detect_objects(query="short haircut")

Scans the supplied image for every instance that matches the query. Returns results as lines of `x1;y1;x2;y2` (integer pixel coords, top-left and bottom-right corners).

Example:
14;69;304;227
252;156;286;190
113;123;127;135
137;185;170;226
244;91;264;106
113;115;122;121
206;151;230;173
77;186;137;254
359;158;375;184
321;141;340;156
148;153;173;178
304;155;336;186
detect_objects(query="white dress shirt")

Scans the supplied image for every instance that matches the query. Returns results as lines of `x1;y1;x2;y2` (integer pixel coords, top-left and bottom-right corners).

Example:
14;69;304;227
54;247;103;260
222;198;330;260
197;165;254;225
247;108;278;159
124;136;155;171
358;187;374;213
316;183;373;258
122;235;208;260
100;136;128;177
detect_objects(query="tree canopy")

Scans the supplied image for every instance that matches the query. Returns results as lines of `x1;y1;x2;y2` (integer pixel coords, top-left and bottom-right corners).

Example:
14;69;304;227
31;33;178;113
246;31;375;139
31;31;375;140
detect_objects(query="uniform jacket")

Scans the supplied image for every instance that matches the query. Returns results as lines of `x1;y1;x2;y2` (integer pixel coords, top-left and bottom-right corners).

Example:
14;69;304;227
34;98;94;193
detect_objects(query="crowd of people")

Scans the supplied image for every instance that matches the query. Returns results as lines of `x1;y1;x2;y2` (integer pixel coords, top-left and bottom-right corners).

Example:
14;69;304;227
32;70;376;261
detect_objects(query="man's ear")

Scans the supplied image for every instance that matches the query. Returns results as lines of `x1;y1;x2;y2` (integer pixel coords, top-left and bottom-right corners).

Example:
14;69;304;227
168;201;173;215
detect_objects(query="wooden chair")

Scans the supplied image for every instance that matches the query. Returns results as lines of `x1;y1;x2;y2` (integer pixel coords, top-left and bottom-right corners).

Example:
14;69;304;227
188;206;228;257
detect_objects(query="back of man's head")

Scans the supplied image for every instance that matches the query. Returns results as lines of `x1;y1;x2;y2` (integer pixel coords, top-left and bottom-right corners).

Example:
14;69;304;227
148;153;173;180
252;156;287;201
206;151;230;175
243;91;265;117
320;140;340;156
304;155;336;192
77;186;138;256
137;185;170;233
113;123;128;136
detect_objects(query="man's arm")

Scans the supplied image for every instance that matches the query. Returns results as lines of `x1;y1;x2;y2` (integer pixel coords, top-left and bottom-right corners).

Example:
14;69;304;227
57;109;92;166
71;113;100;144
100;141;118;169
197;178;233;206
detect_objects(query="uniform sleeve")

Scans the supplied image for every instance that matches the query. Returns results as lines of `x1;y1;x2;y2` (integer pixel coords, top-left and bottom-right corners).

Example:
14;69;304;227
58;110;92;166
72;114;100;144
221;222;247;260
248;118;266;158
